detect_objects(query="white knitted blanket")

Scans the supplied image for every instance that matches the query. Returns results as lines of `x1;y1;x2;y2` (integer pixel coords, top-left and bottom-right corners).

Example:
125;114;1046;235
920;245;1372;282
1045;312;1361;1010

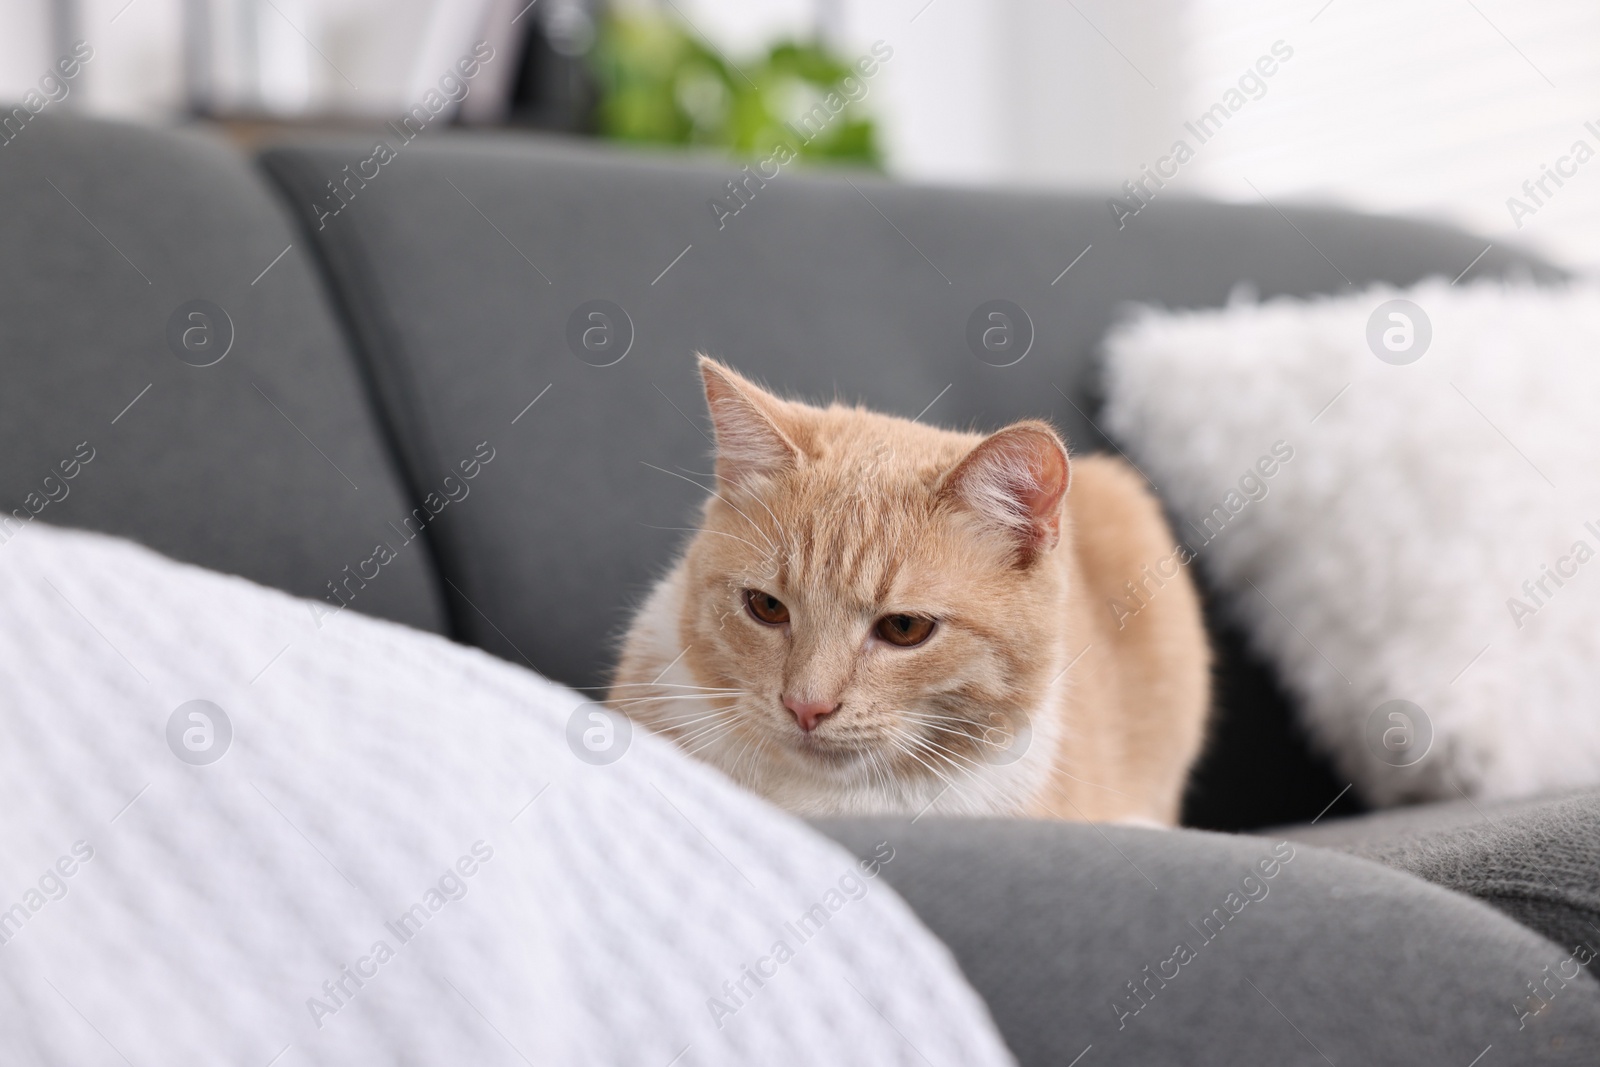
0;523;1012;1067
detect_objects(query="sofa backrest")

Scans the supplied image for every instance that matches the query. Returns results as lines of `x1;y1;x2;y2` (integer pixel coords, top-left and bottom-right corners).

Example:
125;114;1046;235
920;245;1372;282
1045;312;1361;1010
0;114;447;634
3;114;1553;827
258;133;1559;826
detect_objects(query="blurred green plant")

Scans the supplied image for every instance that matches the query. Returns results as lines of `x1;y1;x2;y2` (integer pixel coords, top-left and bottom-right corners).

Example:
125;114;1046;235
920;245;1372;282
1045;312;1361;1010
590;12;882;168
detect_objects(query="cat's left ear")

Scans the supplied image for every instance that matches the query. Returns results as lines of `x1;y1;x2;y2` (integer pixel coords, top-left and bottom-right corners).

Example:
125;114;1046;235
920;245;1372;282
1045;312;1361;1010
940;421;1071;565
698;355;802;489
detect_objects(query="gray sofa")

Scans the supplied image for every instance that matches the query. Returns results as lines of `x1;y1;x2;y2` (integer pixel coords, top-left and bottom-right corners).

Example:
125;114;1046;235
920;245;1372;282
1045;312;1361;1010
2;112;1596;1064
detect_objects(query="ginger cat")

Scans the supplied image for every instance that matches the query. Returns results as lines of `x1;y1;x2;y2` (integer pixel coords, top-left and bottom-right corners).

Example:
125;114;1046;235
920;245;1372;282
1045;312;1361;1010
611;357;1209;824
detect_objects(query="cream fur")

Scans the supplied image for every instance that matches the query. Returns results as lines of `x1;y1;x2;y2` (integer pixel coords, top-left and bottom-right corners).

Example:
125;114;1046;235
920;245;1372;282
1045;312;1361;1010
611;358;1210;824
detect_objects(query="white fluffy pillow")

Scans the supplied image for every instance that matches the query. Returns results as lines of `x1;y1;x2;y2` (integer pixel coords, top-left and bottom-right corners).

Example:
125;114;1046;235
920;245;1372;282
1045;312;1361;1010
1103;279;1600;806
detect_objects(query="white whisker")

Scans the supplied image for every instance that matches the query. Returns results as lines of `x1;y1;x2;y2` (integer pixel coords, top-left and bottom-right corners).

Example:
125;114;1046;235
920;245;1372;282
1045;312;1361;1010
600;682;742;692
676;715;736;748
640;462;778;551
723;729;769;786
641;524;769;555
652;710;742;734
911;716;1133;800
600;693;740;707
708;468;785;537
681;720;742;758
673;707;737;741
903;732;988;777
895;743;953;785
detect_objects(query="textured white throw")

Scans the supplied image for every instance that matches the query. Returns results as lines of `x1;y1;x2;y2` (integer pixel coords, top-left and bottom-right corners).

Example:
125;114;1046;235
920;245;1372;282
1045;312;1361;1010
1103;279;1600;806
0;523;1012;1066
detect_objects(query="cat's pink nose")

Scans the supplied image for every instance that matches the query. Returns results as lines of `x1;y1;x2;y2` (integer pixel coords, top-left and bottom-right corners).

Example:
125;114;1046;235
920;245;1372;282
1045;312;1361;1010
783;696;840;732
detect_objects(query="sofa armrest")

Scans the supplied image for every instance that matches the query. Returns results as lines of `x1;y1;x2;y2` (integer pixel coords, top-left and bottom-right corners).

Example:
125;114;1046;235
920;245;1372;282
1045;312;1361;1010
815;817;1600;1066
1285;789;1600;956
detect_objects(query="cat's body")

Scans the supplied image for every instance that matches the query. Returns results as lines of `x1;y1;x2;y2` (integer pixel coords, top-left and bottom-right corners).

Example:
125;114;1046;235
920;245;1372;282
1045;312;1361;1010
611;359;1209;824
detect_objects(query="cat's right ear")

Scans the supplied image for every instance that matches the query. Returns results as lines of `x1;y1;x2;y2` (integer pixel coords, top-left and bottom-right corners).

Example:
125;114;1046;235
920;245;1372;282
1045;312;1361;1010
698;355;802;489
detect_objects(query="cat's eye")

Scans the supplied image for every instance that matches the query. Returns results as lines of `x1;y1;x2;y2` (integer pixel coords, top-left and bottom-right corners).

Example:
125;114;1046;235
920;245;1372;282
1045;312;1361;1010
744;589;790;626
875;614;936;647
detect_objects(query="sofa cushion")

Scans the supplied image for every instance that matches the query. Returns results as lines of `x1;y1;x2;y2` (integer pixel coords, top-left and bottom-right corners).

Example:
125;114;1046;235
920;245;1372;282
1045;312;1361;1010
818;816;1600;1066
1287;789;1600;955
259;132;1559;828
0;114;446;633
1103;280;1600;808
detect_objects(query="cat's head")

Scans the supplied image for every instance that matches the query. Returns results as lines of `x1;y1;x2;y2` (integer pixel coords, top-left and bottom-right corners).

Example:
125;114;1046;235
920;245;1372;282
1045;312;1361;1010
676;356;1074;806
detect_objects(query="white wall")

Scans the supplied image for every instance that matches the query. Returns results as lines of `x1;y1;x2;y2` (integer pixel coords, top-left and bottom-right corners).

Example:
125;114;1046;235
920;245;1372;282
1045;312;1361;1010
0;2;50;103
9;0;1600;270
1179;0;1600;272
673;0;1192;187
680;0;1600;270
991;0;1190;188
